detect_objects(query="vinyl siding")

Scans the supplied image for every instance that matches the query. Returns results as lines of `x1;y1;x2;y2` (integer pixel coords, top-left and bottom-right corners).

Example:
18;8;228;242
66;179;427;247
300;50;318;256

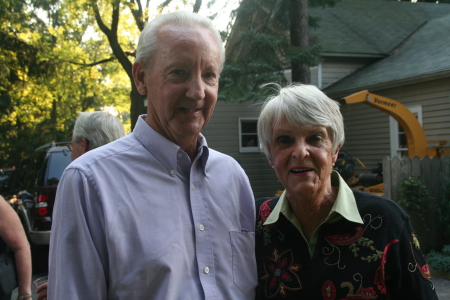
201;101;283;199
321;57;374;89
340;77;450;175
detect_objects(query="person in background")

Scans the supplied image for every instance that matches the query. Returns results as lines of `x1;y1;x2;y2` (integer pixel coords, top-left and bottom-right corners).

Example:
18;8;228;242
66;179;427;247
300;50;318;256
47;11;257;300
68;111;126;160
36;110;125;300
0;195;32;300
254;83;437;299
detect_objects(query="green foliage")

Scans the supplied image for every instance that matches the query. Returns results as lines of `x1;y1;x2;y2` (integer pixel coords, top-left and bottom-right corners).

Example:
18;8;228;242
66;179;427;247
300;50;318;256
397;0;450;3
219;0;336;102
219;29;290;102
427;245;450;272
1;0;221;168
398;177;431;230
438;173;450;239
0;0;133;168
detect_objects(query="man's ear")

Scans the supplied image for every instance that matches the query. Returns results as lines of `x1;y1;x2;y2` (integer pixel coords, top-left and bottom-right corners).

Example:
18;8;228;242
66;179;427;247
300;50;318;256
80;138;89;155
132;62;148;95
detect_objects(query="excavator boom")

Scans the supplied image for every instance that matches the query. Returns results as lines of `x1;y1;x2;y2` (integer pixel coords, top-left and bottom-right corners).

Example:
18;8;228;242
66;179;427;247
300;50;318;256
343;90;429;158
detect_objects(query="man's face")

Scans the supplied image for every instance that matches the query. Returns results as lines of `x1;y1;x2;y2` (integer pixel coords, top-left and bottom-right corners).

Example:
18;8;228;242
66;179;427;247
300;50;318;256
70;137;88;161
133;24;221;147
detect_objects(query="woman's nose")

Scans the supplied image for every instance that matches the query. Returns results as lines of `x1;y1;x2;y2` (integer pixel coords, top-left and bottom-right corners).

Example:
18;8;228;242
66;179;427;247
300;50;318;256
291;140;309;159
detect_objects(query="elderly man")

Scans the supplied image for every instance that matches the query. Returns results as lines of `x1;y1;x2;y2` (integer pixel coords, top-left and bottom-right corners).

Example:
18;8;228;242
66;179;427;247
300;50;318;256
48;11;257;300
37;111;125;300
69;111;126;160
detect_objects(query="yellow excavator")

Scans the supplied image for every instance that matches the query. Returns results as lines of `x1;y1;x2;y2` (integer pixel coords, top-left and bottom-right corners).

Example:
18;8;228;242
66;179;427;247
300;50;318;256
339;90;450;196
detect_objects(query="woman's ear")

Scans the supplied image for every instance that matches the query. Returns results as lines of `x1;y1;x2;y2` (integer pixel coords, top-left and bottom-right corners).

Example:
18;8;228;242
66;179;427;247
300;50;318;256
332;145;342;165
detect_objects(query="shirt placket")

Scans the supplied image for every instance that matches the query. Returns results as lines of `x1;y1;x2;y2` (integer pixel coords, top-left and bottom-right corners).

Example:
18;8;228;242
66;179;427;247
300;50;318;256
189;158;218;299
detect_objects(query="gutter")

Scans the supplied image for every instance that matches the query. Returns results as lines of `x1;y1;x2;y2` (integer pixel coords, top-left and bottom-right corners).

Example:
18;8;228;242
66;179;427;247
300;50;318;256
324;70;450;99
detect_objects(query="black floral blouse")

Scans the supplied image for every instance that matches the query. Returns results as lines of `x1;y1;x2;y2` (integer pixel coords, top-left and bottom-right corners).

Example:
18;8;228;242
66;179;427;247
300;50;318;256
255;189;438;299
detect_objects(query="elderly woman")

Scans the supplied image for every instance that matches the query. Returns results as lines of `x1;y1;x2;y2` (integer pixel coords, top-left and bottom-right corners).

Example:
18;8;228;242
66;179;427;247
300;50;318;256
255;84;437;299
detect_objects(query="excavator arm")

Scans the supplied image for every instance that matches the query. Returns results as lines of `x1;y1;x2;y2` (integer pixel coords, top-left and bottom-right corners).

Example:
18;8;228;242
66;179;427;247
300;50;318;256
343;90;429;158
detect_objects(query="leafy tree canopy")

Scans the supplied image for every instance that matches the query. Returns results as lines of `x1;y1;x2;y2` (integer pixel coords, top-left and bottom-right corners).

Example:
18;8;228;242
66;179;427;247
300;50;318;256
0;0;233;168
219;0;339;102
0;0;136;167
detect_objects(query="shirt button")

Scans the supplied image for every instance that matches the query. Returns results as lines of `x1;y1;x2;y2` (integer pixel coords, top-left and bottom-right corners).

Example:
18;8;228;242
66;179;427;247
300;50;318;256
199;224;204;231
177;153;182;158
191;184;195;191
203;267;209;274
170;169;175;175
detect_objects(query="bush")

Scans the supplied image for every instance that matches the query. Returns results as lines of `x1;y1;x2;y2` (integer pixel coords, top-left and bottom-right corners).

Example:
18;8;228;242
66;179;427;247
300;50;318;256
398;177;431;231
427;245;450;272
438;173;450;239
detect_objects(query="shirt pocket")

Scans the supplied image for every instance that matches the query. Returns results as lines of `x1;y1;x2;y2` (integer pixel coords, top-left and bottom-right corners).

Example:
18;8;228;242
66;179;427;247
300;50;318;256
229;231;258;297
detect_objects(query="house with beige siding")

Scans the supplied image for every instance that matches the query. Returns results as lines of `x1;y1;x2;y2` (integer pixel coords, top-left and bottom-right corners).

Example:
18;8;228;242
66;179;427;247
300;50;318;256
202;0;450;198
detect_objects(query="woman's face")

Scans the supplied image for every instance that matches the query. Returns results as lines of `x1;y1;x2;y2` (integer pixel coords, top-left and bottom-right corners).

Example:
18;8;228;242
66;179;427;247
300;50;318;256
269;118;340;199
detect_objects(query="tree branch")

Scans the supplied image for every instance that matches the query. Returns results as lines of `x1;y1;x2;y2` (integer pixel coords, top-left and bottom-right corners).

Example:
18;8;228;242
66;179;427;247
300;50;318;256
111;0;120;33
91;0;111;35
91;0;133;81
193;0;202;13
126;0;145;31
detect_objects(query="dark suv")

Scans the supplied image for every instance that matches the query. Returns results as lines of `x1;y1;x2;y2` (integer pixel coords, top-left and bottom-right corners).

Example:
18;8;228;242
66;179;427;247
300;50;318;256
1;142;72;270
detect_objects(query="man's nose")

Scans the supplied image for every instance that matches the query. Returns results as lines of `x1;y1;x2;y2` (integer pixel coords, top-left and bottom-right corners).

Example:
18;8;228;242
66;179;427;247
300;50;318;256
186;74;206;100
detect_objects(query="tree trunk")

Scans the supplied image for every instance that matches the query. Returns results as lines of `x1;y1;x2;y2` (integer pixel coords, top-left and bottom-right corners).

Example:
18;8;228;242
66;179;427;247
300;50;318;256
289;0;310;83
130;85;146;129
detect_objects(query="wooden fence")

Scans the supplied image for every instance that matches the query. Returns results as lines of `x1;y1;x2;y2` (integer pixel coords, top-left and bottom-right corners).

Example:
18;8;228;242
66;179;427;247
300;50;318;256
383;155;450;252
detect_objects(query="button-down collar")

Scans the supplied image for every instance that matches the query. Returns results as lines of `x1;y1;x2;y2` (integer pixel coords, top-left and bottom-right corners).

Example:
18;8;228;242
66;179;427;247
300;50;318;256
133;116;209;176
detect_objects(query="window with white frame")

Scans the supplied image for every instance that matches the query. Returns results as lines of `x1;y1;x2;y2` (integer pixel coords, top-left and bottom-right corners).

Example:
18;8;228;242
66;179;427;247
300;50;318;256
239;118;259;153
389;105;422;158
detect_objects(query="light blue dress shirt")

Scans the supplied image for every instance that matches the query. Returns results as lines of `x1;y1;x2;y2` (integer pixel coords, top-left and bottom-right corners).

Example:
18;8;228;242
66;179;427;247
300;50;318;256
48;115;257;300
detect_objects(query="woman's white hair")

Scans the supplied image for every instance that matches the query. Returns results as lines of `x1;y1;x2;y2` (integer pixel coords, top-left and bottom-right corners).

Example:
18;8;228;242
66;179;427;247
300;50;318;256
73;111;125;150
257;83;345;161
135;11;225;72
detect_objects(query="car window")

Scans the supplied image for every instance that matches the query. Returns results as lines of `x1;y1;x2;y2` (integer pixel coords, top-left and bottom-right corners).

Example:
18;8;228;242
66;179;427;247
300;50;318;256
43;150;72;186
0;170;14;192
10;153;43;191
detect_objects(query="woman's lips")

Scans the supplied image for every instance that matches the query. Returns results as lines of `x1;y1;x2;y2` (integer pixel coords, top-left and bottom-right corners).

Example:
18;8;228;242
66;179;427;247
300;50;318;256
290;168;313;174
180;107;201;112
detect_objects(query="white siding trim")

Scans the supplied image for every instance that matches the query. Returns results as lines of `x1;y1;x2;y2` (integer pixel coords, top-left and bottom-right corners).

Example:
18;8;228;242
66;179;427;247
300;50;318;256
238;117;260;153
317;63;322;89
389;105;422;158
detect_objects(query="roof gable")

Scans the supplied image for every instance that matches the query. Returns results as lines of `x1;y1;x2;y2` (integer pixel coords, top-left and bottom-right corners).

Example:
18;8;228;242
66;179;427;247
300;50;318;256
309;0;450;56
324;14;450;96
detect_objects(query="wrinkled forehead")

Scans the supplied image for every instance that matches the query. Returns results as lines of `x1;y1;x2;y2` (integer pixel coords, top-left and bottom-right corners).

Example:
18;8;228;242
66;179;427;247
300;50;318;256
154;24;220;62
157;24;219;48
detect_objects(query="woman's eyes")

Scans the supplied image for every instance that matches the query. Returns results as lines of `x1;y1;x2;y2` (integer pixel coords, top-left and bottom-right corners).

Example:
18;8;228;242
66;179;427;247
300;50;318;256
275;134;324;145
309;134;323;142
276;136;292;144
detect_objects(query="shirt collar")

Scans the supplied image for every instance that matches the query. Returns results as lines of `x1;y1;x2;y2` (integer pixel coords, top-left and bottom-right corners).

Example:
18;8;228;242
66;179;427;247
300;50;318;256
264;170;363;226
133;115;209;176
330;171;363;224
